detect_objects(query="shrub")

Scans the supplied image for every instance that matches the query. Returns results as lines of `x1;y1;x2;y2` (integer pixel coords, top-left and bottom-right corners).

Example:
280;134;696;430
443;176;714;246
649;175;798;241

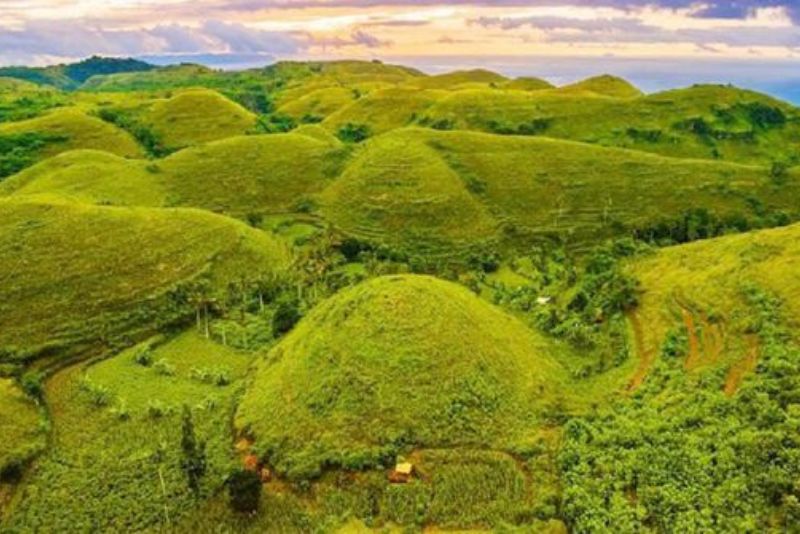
19;371;44;400
153;358;176;376
336;123;371;143
79;377;112;408
227;469;262;513
272;297;302;337
132;346;153;367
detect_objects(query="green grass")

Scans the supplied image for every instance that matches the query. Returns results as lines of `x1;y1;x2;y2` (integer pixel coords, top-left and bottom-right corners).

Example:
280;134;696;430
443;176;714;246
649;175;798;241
236;275;567;480
2;331;252;531
502;77;555;92
0;197;289;364
408;69;507;90
0;378;46;478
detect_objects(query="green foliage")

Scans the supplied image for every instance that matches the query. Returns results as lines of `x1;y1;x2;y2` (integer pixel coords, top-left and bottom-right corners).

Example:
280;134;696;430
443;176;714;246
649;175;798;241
95;107;171;157
0;132;65;179
336;122;371;143
559;287;800;532
180;405;207;494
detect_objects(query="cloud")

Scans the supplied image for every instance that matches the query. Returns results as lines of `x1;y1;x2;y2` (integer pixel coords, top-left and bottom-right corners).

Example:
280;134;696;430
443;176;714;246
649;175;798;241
472;13;800;48
309;29;392;49
212;1;800;23
0;19;302;64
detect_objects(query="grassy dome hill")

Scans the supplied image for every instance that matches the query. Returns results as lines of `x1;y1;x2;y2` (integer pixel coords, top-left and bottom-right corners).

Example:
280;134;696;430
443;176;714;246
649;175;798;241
558;74;643;98
276;86;358;122
236;274;566;480
319;132;498;256
627;223;800;387
391;129;800;248
159;133;343;216
322;87;446;135
503;77;555;91
410;69;508;90
0;149;166;206
79;64;217;92
0;108;144;159
144;89;258;149
0;197;290;363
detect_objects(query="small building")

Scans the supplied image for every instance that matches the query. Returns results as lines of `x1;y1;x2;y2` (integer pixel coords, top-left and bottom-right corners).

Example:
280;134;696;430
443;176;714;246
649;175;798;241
537;296;552;306
389;462;414;484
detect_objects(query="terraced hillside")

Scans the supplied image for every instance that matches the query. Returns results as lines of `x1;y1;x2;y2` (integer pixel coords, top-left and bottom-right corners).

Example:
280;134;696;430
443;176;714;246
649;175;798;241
0;198;289;364
627;223;800;389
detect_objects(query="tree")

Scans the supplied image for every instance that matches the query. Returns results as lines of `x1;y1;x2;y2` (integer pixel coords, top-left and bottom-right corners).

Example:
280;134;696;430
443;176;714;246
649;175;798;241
180;405;206;495
272;296;301;337
227;469;262;513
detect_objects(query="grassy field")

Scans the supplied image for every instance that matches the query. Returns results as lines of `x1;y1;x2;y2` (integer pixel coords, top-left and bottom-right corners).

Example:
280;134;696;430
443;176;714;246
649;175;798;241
3;331;253;531
0;197;289;365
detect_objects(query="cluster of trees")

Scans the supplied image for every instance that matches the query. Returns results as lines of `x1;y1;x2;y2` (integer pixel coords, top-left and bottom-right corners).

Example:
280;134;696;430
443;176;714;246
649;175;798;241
0;132;65;179
559;286;800;532
633;207;793;246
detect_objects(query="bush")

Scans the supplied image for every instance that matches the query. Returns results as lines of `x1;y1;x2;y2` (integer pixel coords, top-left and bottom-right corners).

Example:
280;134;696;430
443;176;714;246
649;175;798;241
336;123;371;143
153;358;176;376
19;371;44;400
132;346;153;367
227;469;262;513
272;297;302;337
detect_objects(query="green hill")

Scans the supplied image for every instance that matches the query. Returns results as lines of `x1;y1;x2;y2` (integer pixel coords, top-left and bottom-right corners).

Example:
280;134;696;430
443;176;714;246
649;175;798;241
0;198;290;364
0;150;166;206
158;133;344;216
322;87;446;135
236;274;566;480
502;77;555;91
143;89;258;149
628;222;800;388
419;84;800;164
0;56;155;90
409;69;508;90
558;74;643;98
319;131;498;256
322;128;799;252
0;108;144;160
276;86;358;123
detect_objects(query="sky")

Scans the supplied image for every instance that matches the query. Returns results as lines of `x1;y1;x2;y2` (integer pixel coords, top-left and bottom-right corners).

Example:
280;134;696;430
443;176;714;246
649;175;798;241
3;1;800;101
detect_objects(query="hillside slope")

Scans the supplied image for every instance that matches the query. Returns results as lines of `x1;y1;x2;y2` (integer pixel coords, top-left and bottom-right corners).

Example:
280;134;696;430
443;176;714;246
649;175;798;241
0;198;290;363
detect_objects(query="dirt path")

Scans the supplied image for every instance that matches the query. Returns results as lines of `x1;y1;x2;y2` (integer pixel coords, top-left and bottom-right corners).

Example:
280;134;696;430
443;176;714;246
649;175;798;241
681;308;702;370
627;310;654;391
724;336;760;396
